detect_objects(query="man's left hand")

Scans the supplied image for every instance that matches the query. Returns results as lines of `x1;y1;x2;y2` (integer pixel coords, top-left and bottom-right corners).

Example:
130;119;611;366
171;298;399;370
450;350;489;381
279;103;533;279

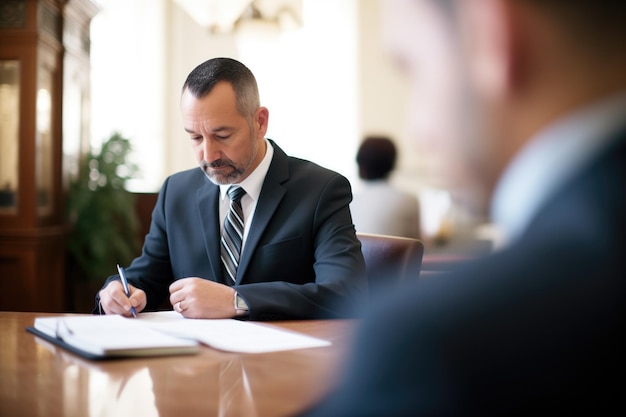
169;278;237;318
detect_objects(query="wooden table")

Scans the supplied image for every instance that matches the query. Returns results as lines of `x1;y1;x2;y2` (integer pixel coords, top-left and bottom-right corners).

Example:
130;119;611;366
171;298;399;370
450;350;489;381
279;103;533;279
0;312;356;417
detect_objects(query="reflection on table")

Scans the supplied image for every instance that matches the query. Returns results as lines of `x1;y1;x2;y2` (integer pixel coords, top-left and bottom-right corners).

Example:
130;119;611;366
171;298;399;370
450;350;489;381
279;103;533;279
0;312;355;417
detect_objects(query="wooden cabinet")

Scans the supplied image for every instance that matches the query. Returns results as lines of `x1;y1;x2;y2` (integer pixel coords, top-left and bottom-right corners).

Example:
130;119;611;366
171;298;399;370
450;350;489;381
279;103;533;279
0;0;97;311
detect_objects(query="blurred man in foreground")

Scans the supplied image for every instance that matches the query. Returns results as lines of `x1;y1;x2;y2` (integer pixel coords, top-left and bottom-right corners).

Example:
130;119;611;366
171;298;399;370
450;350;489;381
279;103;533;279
302;0;626;414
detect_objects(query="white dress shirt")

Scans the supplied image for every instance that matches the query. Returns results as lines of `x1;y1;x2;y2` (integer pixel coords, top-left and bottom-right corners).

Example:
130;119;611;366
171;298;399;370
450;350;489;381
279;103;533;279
491;92;626;246
218;139;274;253
351;180;420;239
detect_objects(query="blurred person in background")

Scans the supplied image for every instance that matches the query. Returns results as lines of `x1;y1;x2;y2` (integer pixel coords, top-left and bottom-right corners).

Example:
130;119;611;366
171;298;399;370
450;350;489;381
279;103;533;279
351;136;420;238
301;0;626;415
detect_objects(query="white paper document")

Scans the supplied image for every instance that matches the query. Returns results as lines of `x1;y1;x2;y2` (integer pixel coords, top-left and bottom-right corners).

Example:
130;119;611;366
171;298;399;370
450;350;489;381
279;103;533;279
33;314;200;358
138;311;332;353
31;311;331;359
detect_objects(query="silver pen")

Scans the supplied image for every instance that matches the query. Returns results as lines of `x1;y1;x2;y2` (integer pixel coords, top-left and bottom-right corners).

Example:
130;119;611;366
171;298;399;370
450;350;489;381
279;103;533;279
116;264;137;318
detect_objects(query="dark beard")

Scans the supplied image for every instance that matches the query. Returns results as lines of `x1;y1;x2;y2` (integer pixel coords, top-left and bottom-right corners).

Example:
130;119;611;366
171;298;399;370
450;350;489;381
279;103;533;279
200;159;246;185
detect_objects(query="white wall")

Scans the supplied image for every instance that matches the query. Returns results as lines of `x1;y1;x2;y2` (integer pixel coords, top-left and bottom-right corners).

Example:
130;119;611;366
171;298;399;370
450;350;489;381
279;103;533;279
93;0;362;190
90;0;167;191
241;0;359;181
163;1;240;180
356;0;414;190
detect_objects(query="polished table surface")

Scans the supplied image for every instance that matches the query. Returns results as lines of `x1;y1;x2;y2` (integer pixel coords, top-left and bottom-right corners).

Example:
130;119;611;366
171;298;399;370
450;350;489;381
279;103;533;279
0;312;356;417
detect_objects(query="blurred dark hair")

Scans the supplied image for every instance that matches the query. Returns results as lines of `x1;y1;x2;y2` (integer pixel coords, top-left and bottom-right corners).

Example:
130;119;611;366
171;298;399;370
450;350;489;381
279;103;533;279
523;1;626;49
437;1;626;53
357;136;397;180
182;57;260;121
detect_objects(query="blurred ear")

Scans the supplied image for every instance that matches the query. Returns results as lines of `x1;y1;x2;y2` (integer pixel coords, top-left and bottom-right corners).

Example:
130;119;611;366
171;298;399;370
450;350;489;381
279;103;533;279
461;0;523;100
254;107;269;139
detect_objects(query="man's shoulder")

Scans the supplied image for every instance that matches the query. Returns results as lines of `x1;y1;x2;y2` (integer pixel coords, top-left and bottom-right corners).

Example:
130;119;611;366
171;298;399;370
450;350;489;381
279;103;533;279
164;167;208;186
378;214;616;324
287;155;339;175
269;140;344;179
284;157;352;197
154;168;212;202
265;146;347;194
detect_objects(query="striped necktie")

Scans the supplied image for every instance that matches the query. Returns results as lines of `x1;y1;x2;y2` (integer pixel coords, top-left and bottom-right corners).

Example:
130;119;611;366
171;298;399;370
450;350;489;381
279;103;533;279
221;186;246;284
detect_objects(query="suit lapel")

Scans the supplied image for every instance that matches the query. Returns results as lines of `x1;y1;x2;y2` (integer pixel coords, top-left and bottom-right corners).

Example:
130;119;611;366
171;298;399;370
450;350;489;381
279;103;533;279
236;142;289;283
196;182;224;282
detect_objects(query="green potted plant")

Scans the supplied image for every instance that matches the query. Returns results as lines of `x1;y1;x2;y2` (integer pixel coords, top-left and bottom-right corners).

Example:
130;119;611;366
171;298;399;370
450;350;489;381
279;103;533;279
66;132;141;311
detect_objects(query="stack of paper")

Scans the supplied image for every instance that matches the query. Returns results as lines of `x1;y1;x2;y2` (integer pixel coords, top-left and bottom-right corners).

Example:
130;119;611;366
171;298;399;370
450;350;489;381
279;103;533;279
27;311;331;360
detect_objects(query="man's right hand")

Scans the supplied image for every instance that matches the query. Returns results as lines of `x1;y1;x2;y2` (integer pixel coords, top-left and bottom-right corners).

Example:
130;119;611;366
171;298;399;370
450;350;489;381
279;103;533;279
98;280;147;316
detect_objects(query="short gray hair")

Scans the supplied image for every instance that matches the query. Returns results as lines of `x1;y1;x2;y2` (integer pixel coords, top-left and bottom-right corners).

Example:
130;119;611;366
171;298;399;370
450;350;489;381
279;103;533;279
182;57;260;122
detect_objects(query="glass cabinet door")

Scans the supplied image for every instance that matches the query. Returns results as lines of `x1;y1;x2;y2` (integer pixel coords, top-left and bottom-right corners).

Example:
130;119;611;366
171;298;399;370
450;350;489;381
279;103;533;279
0;60;20;213
36;61;54;215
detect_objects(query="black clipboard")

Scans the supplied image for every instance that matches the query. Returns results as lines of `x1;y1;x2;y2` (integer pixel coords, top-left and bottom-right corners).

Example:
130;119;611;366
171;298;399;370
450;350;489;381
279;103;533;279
26;326;112;361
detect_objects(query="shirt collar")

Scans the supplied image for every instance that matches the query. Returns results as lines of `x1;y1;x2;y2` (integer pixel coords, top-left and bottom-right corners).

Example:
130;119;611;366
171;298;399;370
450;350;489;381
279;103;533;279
219;139;274;202
491;91;626;246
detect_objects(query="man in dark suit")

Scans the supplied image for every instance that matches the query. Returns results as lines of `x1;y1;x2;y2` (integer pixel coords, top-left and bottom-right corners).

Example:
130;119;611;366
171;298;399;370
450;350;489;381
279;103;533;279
301;0;626;414
96;57;366;320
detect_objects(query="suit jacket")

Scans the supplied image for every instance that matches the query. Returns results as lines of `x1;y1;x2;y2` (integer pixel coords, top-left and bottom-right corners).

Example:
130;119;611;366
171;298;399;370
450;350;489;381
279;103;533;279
97;141;366;320
301;130;626;414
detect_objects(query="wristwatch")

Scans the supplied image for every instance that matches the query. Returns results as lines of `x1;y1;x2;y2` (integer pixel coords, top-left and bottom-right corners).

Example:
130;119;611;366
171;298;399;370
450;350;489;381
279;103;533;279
234;292;249;316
